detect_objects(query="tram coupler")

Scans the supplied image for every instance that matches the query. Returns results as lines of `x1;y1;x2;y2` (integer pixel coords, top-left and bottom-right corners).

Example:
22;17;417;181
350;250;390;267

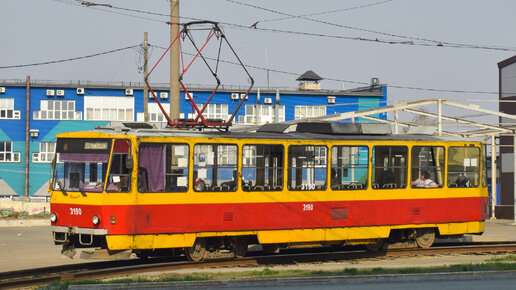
61;243;77;259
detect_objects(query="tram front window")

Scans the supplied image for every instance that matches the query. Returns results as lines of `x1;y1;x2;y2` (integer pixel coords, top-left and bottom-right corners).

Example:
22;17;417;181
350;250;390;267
52;138;111;193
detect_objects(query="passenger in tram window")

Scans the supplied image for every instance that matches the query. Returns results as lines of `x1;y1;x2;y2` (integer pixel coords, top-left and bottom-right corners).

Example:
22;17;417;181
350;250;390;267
455;173;470;188
220;170;238;190
193;171;206;192
411;171;438;188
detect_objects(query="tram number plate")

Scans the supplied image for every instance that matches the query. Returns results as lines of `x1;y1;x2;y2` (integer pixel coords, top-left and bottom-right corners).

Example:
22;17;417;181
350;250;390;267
301;184;316;190
303;204;314;211
70;208;82;215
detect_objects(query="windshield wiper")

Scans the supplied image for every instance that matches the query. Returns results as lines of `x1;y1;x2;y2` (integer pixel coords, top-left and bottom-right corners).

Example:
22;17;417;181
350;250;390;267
55;179;68;196
78;182;87;197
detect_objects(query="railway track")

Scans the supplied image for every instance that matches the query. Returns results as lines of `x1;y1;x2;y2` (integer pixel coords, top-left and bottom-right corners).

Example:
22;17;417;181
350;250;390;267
2;243;516;289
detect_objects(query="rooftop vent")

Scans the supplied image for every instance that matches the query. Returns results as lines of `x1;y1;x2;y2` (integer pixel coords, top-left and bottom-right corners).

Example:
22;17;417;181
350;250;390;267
122;122;154;129
297;70;323;91
296;122;391;135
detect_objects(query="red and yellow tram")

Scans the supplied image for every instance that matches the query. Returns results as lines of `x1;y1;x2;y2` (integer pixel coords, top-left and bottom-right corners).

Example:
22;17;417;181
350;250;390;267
49;122;488;260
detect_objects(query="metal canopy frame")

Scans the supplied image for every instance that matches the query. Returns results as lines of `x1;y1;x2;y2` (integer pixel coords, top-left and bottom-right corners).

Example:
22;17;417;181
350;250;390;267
234;99;515;221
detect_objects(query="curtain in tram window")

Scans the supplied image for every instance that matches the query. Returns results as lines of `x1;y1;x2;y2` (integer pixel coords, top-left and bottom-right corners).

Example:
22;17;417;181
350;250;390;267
139;144;165;192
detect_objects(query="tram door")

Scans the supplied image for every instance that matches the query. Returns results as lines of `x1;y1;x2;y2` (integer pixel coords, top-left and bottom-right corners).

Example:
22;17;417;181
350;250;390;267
106;139;135;233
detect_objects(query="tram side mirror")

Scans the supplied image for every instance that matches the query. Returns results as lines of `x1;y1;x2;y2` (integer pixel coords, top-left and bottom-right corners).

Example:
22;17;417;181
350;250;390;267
125;155;134;170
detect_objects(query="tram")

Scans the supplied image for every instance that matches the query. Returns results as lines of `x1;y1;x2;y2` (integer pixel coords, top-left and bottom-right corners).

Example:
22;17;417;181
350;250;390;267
49;122;488;260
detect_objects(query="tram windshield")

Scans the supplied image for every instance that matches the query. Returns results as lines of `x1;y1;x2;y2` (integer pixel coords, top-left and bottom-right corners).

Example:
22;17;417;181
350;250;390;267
51;138;112;193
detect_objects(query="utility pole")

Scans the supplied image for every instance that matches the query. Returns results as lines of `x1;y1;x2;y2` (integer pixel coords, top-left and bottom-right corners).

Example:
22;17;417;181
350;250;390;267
170;0;180;121
143;31;149;122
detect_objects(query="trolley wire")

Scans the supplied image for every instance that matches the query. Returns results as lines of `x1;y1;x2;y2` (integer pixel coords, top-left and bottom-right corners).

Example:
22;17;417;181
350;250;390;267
53;0;516;52
258;0;394;23
223;0;516;52
151;44;499;95
0;45;140;69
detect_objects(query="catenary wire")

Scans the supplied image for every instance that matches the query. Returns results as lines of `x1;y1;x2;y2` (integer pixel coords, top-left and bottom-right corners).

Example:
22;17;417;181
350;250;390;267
258;0;394;23
223;0;516;51
0;45;140;69
54;0;516;52
151;44;500;95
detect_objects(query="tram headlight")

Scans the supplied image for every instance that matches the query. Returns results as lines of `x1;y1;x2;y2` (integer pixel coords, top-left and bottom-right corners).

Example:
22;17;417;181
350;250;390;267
50;213;57;223
92;215;100;225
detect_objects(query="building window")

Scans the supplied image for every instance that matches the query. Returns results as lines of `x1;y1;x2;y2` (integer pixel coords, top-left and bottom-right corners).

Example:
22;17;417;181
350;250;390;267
136;103;167;122
0;141;21;162
238;105;285;124
294;105;326;120
0;98;21;120
34;100;82;120
84;96;134;121
189;104;228;121
32;142;56;163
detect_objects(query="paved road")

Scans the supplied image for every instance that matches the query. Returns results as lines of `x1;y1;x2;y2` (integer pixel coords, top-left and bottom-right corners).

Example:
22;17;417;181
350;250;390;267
0;226;88;272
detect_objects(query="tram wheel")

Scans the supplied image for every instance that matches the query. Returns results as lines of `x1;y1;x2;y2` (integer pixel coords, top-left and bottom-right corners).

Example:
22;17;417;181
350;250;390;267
415;228;435;249
186;238;207;261
232;238;248;259
365;239;386;252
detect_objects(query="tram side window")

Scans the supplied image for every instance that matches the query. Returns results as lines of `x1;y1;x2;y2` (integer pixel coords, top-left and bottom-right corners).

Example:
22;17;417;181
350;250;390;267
330;146;368;190
448;146;480;188
137;143;189;193
107;140;132;192
372;146;408;189
193;144;237;192
166;144;189;192
410;146;445;188
242;144;283;191
288;145;327;191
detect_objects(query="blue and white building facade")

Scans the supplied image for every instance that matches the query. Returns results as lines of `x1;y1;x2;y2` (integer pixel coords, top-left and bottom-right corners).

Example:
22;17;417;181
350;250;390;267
0;79;387;197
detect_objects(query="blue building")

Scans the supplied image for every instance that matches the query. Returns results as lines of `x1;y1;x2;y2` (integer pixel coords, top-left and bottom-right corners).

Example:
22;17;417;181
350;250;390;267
0;76;386;197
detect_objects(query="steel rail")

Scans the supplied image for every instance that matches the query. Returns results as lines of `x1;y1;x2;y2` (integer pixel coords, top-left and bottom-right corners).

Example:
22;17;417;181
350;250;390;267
2;243;516;289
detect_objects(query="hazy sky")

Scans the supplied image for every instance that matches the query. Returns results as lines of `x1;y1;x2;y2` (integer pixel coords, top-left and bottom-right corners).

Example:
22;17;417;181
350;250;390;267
2;0;516;115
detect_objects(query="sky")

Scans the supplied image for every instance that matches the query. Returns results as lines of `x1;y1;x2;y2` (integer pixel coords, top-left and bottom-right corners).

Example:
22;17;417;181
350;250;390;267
1;0;516;122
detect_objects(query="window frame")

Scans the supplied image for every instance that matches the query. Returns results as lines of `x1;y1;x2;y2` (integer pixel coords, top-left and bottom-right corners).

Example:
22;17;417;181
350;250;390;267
330;145;369;191
287;144;328;191
193;143;238;192
0;141;21;163
447;145;481;188
410;145;445;189
242;144;284;192
372;145;408;190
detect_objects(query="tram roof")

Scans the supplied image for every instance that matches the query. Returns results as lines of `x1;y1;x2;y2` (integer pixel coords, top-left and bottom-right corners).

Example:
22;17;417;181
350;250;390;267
86;122;476;143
